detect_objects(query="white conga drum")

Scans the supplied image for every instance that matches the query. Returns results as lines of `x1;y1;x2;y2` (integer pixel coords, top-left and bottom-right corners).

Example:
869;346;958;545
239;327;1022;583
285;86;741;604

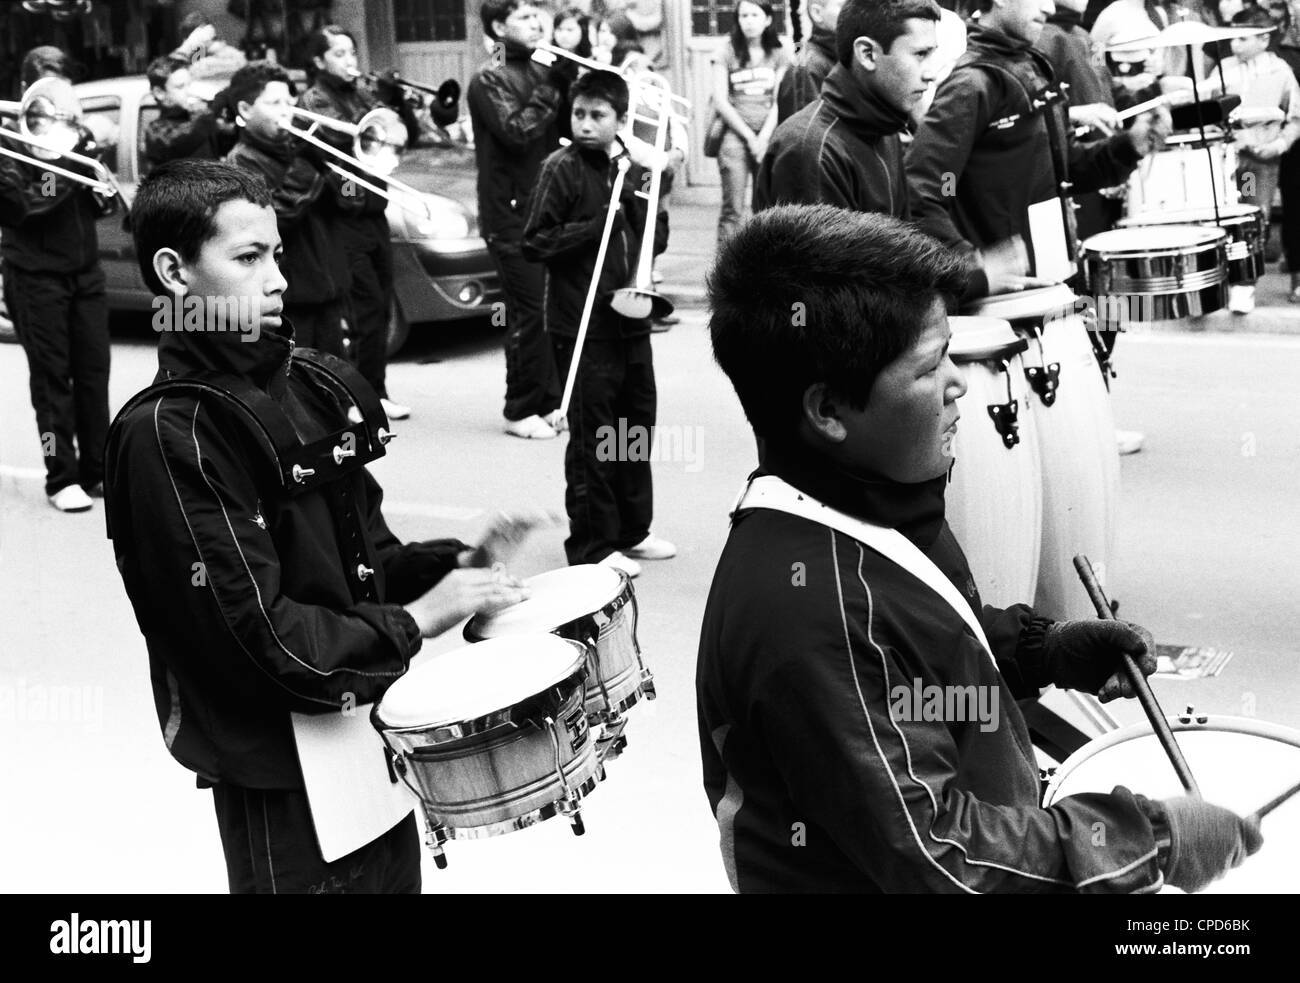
1044;715;1300;893
965;285;1120;622
372;634;601;868
945;316;1043;608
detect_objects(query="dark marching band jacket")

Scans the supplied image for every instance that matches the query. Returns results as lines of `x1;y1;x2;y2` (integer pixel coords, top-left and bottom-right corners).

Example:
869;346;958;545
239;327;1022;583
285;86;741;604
776;25;838;124
0;127;117;274
754;63;914;217
467;38;565;242
225;129;348;306
521;142;665;340
906;24;1142;296
298;71;388;218
696;441;1165;893
103;320;467;790
143;104;221;169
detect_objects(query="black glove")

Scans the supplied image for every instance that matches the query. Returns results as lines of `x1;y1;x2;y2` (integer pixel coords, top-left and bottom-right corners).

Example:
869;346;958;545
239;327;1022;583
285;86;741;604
547;55;580;91
1040;619;1156;700
1162;797;1263;893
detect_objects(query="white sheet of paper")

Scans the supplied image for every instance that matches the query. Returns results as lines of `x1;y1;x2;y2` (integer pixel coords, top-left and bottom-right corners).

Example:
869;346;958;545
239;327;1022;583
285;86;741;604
292;708;415;862
1028;198;1073;283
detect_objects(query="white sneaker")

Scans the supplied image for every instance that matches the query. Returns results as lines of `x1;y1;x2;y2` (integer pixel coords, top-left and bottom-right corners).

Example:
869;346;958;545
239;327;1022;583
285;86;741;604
48;484;93;513
1116;429;1145;456
381;397;411;420
599;551;642;579
625;533;677;560
504;414;558;440
544;409;568;433
1227;285;1256;315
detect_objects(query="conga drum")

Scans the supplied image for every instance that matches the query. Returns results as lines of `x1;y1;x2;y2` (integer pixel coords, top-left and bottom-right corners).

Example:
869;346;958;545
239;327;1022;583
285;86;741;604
964;286;1120;622
945;316;1043;608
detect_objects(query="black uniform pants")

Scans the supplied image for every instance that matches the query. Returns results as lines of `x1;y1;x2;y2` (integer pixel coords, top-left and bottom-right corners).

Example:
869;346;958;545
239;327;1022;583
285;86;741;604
552;333;655;565
487;236;561;421
3;262;110;496
211;784;421;894
341;212;393;398
286;300;345;358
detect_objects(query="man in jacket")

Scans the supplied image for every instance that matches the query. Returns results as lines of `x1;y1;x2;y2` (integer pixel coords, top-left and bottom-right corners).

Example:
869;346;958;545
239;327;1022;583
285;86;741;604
700;203;1263;893
105;159;542;893
776;0;844;123
469;0;575;440
0;45;117;513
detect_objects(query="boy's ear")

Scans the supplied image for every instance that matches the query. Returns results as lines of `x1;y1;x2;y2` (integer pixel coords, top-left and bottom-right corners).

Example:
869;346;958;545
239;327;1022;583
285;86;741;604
801;383;848;443
236;98;252;123
153;247;189;295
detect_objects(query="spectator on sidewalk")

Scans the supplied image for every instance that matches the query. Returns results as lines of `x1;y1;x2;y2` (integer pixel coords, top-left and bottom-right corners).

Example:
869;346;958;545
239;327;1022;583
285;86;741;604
777;0;844;123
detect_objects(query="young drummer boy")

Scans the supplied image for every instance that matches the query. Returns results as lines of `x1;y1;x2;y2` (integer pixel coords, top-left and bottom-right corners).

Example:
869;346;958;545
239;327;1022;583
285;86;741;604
698;203;1262;893
522;70;675;578
104;158;548;892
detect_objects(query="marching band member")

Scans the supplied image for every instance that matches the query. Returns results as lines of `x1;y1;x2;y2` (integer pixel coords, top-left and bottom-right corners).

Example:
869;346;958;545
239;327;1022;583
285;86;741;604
0;46;116;514
469;0;573;440
225;61;350;357
143;55;222;169
103;159;545;893
298;25;411;421
699;203;1262;893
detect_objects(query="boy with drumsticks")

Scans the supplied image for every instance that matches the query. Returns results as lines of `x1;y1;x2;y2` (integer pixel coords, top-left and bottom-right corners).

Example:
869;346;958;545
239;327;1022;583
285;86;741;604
103;158;554;892
699;204;1262;893
522;70;675;578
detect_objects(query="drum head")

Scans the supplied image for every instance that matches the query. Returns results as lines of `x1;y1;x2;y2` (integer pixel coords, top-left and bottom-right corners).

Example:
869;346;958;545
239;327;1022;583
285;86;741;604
1118;204;1260;228
948;316;1027;361
377;634;586;728
466;564;625;639
966;283;1078;321
1085;225;1225;252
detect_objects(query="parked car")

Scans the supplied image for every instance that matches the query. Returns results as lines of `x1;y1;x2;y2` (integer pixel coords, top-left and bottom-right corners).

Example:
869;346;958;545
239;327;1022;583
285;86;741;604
71;75;500;354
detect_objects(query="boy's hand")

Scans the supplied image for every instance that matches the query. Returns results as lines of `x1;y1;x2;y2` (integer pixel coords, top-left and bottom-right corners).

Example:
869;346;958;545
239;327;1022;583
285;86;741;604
459;508;564;569
403;568;529;638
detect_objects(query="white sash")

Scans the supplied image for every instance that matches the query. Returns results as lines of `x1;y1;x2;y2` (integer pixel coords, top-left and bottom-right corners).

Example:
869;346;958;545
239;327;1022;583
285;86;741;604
732;475;996;666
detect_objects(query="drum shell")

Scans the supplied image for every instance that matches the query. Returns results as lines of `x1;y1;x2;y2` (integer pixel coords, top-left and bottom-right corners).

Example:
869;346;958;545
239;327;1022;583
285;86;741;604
1119;207;1265;286
378;671;600;834
1043;716;1300;894
1085;232;1228;324
1125;133;1238;218
946;346;1044;609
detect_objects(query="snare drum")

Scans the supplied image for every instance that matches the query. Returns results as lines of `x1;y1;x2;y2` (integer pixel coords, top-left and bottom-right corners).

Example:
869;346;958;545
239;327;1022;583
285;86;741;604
1083;226;1228;324
1125;130;1238;218
1043;715;1300;893
965;286;1119;622
465;565;655;723
372;634;601;865
945;316;1043;608
1120;204;1265;285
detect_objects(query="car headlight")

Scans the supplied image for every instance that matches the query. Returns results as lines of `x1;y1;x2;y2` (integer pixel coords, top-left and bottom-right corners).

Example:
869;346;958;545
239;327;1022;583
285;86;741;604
402;195;472;240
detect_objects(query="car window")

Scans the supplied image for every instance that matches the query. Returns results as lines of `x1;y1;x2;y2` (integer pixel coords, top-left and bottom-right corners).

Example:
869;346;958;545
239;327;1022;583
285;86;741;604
138;96;161;177
79;96;122;178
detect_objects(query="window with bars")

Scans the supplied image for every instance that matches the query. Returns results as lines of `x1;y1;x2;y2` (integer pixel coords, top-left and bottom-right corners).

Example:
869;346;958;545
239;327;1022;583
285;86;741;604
395;0;468;43
691;0;789;37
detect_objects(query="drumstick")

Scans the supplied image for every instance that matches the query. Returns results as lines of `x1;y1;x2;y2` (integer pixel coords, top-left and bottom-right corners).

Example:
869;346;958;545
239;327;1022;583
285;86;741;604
1072;95;1168;137
559;156;631;418
1249;777;1300;824
1073;555;1202;798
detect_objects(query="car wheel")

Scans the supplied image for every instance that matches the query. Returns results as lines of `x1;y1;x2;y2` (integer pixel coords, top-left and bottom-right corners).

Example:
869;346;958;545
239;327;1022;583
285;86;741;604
386;302;410;357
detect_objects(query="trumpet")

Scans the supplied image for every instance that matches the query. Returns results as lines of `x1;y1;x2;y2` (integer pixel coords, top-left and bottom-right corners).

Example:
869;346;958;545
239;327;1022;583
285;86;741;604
278;104;433;219
531;42;691;113
0;76;119;197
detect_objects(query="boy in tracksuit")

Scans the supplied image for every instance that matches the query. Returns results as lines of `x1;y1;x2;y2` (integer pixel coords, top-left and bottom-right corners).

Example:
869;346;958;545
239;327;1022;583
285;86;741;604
0;46;117;513
225;61;350;356
522;70;674;577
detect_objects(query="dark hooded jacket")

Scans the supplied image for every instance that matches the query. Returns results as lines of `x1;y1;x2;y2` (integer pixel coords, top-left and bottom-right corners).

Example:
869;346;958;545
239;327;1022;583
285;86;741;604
754;64;914;217
907;24;1142;296
696;440;1165;893
298;71;389;217
103;319;466;789
143;104;221;168
776;26;838;124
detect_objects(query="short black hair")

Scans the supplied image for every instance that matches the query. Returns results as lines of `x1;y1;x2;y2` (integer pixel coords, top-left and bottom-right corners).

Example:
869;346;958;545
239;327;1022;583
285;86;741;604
481;0;529;40
1232;7;1277;29
147;55;187;92
610;39;646;68
836;0;942;67
570;70;630;117
708;205;966;446
226;60;293;112
132;159;274;296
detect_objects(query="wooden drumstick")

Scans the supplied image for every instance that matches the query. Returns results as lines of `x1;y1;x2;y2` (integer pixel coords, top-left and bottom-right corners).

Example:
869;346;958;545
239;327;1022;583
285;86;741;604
1249;777;1300;824
1073;555;1202;798
559;156;631;418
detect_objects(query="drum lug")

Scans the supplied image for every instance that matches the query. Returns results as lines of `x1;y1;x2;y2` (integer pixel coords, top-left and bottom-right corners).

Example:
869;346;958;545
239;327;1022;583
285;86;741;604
640;667;657;700
1025;363;1060;407
423;815;451;869
1178;705;1209;726
987;399;1021;449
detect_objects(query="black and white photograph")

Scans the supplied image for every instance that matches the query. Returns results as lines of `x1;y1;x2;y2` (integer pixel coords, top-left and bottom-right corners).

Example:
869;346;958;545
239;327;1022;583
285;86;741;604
1;0;1297;936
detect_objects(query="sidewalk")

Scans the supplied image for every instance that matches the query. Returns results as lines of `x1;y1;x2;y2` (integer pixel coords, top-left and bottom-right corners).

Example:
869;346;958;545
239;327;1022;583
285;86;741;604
655;183;1300;335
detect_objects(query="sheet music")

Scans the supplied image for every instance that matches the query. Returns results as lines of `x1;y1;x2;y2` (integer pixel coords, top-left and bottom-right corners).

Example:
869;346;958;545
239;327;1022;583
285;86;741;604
1028;197;1073;282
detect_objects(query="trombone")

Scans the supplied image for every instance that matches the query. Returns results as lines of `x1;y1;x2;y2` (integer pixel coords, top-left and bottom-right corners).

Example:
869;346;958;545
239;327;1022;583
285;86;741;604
531;42;691;114
0;76;119;198
278;104;434;220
